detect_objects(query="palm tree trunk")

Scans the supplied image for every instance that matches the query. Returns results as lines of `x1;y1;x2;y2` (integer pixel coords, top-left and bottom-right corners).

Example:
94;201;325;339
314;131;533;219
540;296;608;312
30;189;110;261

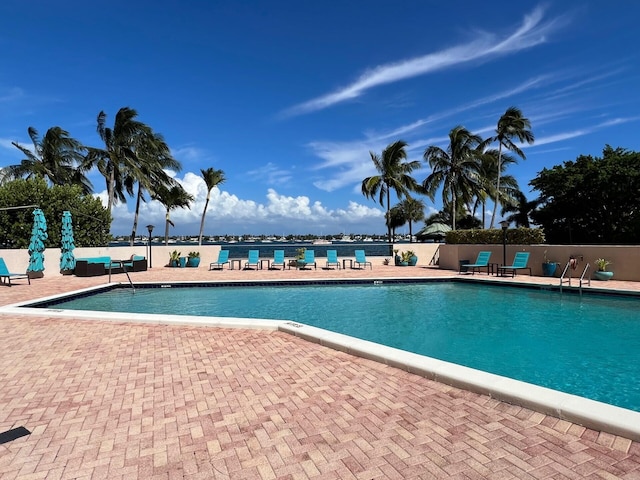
164;211;170;245
130;184;143;247
452;194;457;231
482;201;486;229
489;143;503;228
198;194;211;246
408;220;413;243
386;187;392;243
107;166;115;214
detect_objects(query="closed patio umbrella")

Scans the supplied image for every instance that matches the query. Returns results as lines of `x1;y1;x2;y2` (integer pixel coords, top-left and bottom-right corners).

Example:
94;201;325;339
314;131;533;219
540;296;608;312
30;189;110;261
60;211;76;274
27;208;48;278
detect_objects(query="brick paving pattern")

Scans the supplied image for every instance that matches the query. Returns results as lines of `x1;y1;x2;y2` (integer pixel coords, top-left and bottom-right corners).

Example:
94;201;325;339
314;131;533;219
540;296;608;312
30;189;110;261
1;265;639;479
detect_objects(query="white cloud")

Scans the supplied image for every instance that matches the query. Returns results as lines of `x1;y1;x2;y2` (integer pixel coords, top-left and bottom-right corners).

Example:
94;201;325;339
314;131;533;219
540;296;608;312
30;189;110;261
281;5;567;117
107;173;386;236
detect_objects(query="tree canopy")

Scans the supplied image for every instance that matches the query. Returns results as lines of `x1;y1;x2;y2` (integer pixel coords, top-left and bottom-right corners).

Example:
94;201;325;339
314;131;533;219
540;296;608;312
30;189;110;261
530;146;640;244
0;178;111;248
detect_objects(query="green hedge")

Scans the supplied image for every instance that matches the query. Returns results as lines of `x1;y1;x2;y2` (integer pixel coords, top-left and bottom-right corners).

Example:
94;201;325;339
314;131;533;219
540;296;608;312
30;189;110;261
445;228;545;245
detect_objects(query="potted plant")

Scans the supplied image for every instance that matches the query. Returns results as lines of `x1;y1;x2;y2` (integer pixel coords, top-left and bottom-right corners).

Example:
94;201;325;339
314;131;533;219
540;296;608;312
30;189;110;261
293;247;306;268
169;250;181;267
187;251;201;267
393;249;401;266
398;251;410;266
593;258;613;280
406;250;418;266
541;250;558;277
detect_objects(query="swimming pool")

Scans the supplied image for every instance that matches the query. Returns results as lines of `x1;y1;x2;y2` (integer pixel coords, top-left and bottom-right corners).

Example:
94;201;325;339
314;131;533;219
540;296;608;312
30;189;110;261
29;280;640;413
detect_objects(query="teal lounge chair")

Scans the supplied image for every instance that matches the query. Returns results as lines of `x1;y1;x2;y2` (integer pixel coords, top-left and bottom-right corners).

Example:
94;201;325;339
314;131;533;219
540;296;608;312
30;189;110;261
298;249;316;269
325;249;340;269
244;249;260;270
270;250;286;270
499;252;532;277
354;250;372;269
209;250;230;270
460;251;492;275
0;258;30;286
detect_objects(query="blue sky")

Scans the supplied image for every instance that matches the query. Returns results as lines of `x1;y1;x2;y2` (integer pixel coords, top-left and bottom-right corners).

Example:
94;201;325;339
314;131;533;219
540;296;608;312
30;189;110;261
1;1;639;237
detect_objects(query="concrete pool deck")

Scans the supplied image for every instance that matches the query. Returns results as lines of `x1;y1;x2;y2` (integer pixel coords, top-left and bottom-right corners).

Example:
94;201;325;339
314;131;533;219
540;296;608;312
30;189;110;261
1;265;639;478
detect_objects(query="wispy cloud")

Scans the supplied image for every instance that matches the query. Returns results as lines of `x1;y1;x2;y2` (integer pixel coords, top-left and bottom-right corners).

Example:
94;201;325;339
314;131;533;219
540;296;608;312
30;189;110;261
526;116;640;148
247;162;294;186
0;87;25;103
281;5;569;117
171;145;208;163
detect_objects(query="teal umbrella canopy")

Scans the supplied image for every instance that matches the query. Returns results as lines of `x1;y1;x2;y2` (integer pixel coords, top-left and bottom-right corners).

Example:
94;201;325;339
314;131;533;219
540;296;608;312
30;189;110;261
27;208;48;273
60;211;76;271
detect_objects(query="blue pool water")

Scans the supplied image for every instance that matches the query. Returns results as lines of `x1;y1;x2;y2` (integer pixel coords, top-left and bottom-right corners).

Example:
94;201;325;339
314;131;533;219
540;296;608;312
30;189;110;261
38;282;640;412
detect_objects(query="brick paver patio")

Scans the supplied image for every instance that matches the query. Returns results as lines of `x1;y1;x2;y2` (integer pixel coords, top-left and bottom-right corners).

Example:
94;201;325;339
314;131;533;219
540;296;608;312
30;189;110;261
1;265;639;479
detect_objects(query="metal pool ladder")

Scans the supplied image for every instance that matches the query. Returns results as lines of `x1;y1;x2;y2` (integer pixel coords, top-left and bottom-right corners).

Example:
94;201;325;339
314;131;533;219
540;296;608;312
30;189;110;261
108;261;136;292
559;260;590;294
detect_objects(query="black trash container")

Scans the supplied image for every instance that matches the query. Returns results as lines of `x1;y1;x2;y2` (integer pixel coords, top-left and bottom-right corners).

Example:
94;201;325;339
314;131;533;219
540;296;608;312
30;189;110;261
459;259;470;273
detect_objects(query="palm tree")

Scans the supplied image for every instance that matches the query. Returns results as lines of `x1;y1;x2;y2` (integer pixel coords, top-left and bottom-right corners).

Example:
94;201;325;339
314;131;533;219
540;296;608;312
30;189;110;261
127;131;182;245
487;106;534;228
152;184;194;245
422;126;483;230
198;168;226;246
361;140;421;242
86;107;152;214
501;190;539;227
398;197;425;242
9;127;91;193
473;148;518;228
386;205;406;241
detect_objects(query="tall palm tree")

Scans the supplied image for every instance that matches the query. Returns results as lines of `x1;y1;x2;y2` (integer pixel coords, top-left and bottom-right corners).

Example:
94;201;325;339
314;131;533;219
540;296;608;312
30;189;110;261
198;168;226;246
501;190;539;228
86;107;152;214
127;131;182;245
9;127;91;193
361;140;421;242
473;148;518;228
398;197;425;242
488;106;534;228
152;184;194;245
422;126;483;230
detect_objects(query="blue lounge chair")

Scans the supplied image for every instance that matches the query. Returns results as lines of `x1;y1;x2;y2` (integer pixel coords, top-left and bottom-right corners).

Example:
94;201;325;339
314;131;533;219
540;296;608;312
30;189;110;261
325;249;340;269
499;252;532;277
0;258;30;286
244;249;260;270
297;249;316;269
354;250;372;269
270;250;286;270
209;250;230;270
460;251;492;275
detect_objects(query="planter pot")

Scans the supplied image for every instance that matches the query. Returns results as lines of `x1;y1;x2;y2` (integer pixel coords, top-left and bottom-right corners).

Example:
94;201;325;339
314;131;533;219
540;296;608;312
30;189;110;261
394;255;401;266
60;269;74;276
187;257;200;267
27;271;44;279
593;270;614;281
408;255;418;266
179;257;187;268
541;262;557;277
170;260;179;267
399;261;409;267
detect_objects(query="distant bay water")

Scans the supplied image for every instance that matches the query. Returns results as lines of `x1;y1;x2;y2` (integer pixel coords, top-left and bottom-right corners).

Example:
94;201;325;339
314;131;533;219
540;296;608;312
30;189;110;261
109;240;395;258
